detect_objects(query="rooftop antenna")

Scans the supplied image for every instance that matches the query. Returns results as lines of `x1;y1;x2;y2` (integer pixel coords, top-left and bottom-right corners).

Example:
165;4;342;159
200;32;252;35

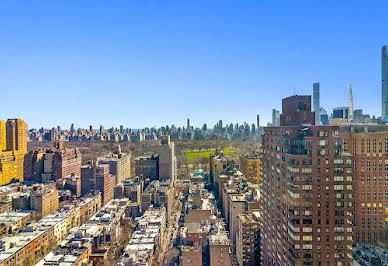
294;88;296;95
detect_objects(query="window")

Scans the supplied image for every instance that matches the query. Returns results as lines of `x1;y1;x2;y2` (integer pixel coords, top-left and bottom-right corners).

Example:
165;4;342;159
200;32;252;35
373;139;377;153
367;139;371;153
361;139;365;154
379;139;383;153
361;176;365;184
385;138;388;156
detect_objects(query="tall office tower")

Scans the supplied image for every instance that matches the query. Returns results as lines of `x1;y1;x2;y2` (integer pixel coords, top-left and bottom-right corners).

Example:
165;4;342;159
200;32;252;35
272;109;276;125
349;84;354;122
257;114;260;129
272;109;280;126
261;96;353;266
313;82;320;125
187;118;190;130
382;46;388;120
99;125;104;135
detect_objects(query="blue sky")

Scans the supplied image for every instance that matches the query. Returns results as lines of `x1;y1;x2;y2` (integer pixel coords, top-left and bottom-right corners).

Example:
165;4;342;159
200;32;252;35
1;1;387;129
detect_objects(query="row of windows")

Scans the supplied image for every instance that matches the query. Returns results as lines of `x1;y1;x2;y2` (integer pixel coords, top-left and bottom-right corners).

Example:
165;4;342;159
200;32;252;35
360;175;388;185
361;218;386;229
360;160;388;171
361;189;388;200
360;138;385;154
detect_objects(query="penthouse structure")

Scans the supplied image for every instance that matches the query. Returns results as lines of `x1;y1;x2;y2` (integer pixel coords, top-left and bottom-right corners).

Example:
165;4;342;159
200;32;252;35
260;96;353;266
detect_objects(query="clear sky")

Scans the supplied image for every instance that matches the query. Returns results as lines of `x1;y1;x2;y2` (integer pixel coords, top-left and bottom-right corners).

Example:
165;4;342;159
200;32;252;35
1;1;387;129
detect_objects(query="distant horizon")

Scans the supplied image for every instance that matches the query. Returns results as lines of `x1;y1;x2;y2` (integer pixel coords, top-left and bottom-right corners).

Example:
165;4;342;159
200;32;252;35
1;1;387;128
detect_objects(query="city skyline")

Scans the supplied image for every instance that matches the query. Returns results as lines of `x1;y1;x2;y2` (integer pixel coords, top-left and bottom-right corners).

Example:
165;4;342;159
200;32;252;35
1;1;388;128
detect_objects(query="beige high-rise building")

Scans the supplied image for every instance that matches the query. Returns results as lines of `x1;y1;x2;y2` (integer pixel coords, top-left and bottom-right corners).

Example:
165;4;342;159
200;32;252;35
0;118;27;185
239;153;260;183
155;135;176;181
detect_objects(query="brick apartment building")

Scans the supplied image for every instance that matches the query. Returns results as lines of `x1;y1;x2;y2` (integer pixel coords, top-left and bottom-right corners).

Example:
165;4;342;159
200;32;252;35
260;95;353;266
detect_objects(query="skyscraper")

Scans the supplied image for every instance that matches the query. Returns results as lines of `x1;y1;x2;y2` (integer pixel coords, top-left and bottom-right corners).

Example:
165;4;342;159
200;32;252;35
313;82;320;125
349;84;354;122
257;114;260;129
383;46;388;120
0;118;27;185
271;109;280;126
187;118;190;130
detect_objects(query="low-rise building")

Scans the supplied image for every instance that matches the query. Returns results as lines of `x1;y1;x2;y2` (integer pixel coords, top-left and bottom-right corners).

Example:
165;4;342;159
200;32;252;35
0;211;32;236
119;207;167;265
